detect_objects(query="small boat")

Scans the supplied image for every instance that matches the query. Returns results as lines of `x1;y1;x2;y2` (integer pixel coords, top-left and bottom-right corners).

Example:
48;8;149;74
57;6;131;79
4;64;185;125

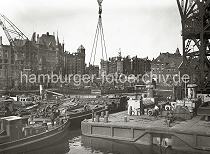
0;116;70;153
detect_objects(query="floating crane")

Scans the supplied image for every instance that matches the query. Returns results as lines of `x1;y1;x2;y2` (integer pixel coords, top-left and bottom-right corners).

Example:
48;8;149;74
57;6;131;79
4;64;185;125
89;0;108;66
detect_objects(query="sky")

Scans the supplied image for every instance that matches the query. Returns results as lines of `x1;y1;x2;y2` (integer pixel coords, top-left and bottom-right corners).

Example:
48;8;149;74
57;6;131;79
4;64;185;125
0;0;182;65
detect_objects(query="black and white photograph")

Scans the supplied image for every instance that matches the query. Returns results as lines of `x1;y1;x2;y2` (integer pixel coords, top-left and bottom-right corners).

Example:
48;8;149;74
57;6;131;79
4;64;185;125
0;0;210;154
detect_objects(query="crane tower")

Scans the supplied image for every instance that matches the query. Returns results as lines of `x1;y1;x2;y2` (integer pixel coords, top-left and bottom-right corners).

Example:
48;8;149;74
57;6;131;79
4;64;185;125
177;0;210;93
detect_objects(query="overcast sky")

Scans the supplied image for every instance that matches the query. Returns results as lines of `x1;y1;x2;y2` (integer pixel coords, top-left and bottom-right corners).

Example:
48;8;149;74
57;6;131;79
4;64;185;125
0;0;182;64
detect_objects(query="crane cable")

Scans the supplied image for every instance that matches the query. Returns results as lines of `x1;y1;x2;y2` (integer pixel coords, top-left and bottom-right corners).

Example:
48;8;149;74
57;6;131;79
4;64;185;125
89;0;108;66
100;17;108;61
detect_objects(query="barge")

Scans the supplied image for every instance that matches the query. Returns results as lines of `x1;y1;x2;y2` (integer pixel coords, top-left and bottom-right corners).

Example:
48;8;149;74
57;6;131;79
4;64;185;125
81;111;210;152
0;116;70;153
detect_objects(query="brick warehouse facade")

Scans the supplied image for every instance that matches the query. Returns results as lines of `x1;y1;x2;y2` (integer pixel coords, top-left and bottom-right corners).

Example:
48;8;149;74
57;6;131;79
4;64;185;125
0;37;15;90
151;48;182;86
64;45;85;75
100;53;151;76
0;32;87;90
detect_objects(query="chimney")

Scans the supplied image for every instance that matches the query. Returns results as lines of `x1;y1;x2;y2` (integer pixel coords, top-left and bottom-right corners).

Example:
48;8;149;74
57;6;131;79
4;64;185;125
62;43;64;52
37;34;39;44
0;36;2;46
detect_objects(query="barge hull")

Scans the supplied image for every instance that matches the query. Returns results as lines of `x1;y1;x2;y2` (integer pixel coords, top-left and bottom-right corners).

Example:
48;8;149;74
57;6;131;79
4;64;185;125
81;111;210;152
0;120;70;153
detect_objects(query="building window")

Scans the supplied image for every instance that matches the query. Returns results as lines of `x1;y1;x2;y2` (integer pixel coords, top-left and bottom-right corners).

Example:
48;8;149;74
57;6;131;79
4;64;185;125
4;51;8;58
4;59;8;63
0;65;2;69
0;50;2;58
11;59;14;64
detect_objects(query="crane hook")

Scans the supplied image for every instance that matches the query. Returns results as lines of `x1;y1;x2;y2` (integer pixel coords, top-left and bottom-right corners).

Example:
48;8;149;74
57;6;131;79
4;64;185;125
97;0;103;16
97;0;103;6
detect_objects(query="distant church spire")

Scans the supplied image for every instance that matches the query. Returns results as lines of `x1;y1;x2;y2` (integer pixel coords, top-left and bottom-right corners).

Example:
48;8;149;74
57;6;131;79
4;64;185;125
175;48;180;55
56;31;60;45
31;32;36;42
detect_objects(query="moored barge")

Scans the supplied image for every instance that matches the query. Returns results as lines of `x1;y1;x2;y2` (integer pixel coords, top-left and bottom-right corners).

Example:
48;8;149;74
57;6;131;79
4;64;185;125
0;116;70;153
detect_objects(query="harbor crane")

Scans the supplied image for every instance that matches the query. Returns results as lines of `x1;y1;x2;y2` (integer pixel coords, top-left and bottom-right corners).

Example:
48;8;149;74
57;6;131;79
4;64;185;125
0;14;29;67
0;14;30;88
177;0;210;93
0;14;28;47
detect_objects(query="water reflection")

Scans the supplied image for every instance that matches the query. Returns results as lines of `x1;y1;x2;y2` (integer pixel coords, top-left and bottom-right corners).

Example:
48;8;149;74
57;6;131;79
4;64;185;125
24;138;70;154
81;135;160;154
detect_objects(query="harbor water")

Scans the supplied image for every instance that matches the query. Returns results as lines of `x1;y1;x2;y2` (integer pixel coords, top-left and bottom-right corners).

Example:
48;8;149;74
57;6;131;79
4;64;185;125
18;129;209;154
